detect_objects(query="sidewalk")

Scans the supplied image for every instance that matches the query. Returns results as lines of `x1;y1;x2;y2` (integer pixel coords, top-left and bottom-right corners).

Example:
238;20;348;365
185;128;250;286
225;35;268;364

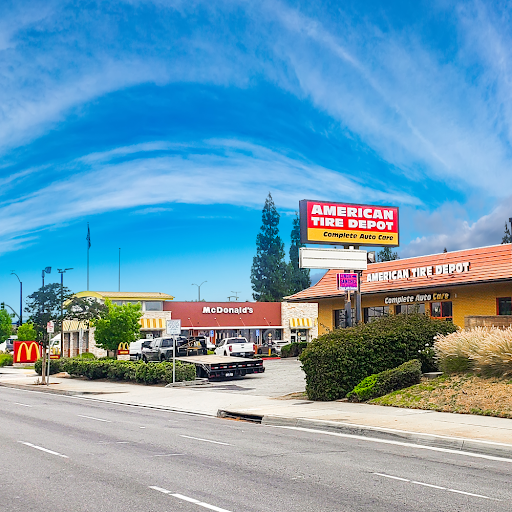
2;365;512;458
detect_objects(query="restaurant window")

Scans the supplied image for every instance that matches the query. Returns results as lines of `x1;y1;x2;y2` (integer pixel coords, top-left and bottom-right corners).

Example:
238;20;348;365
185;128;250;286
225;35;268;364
334;308;355;328
363;306;389;323
497;297;512;315
145;301;163;311
430;301;453;321
395;304;425;315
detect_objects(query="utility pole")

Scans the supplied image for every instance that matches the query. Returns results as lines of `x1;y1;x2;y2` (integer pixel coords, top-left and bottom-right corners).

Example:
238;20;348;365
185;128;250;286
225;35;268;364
118;248;121;292
231;291;241;301
192;281;207;302
58;268;73;358
10;272;22;325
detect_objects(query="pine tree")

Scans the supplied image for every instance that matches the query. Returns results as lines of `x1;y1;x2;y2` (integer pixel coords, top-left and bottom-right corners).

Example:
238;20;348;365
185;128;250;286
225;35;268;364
502;222;512;244
251;193;287;301
287;213;311;294
377;246;399;262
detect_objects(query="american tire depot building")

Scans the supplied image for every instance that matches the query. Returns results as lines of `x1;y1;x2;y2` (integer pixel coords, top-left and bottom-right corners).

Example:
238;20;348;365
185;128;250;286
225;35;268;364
287;243;512;333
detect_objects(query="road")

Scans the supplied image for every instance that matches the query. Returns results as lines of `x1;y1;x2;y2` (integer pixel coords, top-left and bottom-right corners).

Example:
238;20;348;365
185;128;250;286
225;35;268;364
1;386;511;512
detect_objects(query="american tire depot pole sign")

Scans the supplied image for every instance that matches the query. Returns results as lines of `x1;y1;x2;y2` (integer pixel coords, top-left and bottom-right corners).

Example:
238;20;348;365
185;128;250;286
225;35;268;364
299;200;399;247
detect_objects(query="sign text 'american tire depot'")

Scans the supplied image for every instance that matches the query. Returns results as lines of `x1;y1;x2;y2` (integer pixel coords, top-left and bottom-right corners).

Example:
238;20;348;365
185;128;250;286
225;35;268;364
300;200;399;247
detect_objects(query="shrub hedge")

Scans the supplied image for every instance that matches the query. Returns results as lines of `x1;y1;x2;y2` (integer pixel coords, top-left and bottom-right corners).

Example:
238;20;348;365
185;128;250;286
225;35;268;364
299;313;456;401
34;358;62;375
346;359;422;402
280;342;308;358
35;358;196;384
0;353;13;367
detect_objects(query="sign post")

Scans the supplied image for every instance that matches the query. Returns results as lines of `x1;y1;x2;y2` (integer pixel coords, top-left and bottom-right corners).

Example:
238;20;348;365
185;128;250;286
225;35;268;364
46;321;54;386
166;320;181;384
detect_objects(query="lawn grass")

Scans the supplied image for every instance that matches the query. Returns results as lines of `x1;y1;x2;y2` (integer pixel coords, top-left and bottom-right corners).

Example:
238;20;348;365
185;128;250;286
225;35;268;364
371;374;512;418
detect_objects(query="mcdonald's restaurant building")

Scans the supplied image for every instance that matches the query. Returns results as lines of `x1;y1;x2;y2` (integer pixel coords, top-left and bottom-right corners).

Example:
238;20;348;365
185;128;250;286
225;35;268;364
63;291;318;357
287;244;512;333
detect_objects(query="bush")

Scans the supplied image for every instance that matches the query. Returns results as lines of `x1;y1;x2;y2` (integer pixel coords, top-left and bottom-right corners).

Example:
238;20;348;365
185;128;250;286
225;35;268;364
77;352;96;359
59;358;195;384
34;358;63;375
0;353;13;367
280;342;308;358
300;313;456;401
436;326;512;377
347;360;422;402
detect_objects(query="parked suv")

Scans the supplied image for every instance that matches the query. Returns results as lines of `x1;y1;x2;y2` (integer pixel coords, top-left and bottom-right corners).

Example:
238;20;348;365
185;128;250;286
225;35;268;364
141;338;175;362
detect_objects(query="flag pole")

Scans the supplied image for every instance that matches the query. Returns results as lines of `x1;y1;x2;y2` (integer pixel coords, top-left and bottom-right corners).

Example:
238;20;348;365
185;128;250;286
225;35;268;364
86;223;90;291
118;248;121;292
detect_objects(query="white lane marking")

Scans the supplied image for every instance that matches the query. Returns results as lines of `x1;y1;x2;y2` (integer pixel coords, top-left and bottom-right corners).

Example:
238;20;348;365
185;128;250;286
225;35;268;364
149;487;232;512
149;486;171;494
153;453;184;457
271;425;512;463
374;473;500;501
77;414;111;423
19;442;68;459
14;402;32;407
117;441;130;444
179;435;232;446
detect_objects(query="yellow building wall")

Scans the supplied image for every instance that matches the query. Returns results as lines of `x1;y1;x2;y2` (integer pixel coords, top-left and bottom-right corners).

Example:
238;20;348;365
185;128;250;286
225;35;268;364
315;282;512;333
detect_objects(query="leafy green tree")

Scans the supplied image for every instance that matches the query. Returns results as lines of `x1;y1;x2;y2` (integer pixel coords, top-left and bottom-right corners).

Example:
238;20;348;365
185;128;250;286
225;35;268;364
377;247;399;262
287;213;311;294
251;193;288;301
16;323;37;341
92;299;142;357
0;309;13;343
502;222;511;244
65;296;108;328
25;283;73;384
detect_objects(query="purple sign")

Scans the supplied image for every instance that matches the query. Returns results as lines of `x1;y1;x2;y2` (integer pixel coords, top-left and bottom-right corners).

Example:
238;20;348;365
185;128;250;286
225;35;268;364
337;273;358;291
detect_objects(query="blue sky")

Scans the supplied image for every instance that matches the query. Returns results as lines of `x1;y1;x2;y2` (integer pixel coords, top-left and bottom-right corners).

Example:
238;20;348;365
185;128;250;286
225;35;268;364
1;0;512;314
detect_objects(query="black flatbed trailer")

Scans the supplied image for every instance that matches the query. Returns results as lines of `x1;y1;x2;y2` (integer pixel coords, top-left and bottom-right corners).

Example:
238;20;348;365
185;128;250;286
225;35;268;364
175;355;265;380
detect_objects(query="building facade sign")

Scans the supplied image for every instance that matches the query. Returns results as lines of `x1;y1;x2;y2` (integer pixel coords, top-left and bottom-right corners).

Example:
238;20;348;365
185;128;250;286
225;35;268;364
367;262;470;283
384;292;451;305
202;306;254;314
299;199;399;246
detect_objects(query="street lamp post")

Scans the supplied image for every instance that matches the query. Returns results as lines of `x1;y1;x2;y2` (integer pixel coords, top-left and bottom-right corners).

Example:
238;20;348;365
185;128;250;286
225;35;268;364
192;281;207;302
58;268;73;358
10;272;22;326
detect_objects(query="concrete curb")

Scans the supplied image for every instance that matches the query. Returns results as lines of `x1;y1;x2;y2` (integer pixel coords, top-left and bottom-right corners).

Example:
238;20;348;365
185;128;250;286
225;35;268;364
260;415;512;459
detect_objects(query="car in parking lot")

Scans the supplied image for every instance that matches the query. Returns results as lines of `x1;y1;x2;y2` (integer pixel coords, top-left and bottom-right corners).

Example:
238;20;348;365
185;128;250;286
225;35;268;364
214;337;256;357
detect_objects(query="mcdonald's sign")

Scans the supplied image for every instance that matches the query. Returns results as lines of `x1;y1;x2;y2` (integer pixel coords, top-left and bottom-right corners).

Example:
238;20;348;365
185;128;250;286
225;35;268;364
117;342;130;355
14;341;41;363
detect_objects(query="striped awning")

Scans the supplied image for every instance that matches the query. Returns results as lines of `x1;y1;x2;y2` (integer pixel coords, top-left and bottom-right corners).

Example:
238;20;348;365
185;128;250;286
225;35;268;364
290;318;314;328
140;318;166;330
63;320;89;331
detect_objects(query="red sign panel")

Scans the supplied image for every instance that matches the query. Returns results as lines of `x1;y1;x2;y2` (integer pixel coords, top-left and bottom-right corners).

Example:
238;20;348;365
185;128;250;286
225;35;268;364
300;200;399;246
14;341;41;363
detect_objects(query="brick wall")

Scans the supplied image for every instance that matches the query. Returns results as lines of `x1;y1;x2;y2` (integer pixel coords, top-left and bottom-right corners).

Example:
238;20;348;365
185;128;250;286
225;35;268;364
281;302;319;341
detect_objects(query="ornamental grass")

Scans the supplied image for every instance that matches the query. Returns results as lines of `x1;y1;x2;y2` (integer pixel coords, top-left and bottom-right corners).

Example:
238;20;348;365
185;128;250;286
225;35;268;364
435;327;512;377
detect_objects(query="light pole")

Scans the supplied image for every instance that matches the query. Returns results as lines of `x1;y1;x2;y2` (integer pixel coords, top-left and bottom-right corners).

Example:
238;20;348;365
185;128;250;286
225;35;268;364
58;268;73;358
10;272;22;326
192;281;207;302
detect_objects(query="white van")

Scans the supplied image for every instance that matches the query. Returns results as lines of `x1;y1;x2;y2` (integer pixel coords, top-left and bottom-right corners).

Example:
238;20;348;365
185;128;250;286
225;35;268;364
129;339;147;361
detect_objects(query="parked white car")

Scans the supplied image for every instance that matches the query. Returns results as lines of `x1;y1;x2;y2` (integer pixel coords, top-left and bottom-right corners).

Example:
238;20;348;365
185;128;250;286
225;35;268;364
129;339;147;360
214;337;256;358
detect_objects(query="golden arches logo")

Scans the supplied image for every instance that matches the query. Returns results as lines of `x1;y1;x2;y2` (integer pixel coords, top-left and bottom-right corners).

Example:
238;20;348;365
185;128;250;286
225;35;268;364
117;342;130;355
15;341;40;363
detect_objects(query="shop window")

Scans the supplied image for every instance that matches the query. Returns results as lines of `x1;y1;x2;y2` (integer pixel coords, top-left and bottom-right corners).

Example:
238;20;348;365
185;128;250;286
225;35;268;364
497;297;512;315
145;301;163;311
334;308;355;328
396;304;425;315
430;301;453;321
363;306;389;323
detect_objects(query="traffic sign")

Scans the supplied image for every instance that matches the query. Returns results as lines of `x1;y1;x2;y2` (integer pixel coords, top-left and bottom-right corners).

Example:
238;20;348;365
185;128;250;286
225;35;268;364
256;329;260;336
47;321;54;333
166;319;181;335
209;330;214;337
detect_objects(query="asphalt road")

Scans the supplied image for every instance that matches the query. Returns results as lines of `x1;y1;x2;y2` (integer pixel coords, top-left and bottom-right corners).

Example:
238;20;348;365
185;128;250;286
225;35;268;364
1;386;511;512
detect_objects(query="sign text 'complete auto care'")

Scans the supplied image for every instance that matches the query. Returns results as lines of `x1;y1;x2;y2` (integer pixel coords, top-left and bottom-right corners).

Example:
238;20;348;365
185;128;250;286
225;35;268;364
299;200;399;247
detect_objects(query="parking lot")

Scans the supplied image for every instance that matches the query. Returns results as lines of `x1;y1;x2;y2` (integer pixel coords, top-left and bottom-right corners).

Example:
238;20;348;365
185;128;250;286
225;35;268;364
190;357;306;397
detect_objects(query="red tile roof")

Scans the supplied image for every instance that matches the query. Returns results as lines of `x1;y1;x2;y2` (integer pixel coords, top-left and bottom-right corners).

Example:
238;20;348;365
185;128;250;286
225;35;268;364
287;244;512;301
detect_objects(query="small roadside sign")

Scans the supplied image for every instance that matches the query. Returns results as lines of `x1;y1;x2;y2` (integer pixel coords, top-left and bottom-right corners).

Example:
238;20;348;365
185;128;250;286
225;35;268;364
209;330;214;337
166;319;181;335
337;273;359;291
256;329;260;336
47;321;55;333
